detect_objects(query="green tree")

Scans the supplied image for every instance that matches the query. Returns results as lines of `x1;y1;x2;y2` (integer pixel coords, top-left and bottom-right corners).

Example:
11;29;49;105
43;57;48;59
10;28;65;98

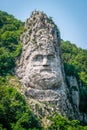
0;11;23;76
0;86;42;130
48;113;87;130
61;40;87;113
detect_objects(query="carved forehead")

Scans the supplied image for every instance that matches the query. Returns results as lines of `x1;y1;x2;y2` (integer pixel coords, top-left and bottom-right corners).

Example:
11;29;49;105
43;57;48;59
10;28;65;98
30;49;56;57
25;43;57;60
25;36;56;53
36;38;55;48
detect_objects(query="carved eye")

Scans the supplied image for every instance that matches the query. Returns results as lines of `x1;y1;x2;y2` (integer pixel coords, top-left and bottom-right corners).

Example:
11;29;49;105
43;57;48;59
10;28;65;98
34;55;43;61
47;54;55;60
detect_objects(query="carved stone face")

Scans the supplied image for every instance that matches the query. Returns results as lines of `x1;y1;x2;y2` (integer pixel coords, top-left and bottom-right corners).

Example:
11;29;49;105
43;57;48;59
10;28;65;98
23;39;63;90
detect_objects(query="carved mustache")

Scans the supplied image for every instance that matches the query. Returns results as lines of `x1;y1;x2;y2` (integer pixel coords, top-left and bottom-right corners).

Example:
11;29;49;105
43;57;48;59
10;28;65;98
32;65;52;71
40;67;52;72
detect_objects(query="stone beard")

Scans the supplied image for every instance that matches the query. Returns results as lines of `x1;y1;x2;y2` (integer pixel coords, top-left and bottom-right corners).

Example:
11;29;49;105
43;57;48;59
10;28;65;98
19;37;63;90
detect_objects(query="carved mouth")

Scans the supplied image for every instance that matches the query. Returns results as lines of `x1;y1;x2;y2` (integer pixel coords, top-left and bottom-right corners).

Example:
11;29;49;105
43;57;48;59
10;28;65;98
40;68;52;72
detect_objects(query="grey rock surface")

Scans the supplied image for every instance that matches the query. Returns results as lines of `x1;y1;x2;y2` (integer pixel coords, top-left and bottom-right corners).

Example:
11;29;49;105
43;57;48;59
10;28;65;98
67;76;79;108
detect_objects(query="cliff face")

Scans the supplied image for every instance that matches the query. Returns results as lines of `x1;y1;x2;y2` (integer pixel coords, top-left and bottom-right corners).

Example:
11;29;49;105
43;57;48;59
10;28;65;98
16;11;86;123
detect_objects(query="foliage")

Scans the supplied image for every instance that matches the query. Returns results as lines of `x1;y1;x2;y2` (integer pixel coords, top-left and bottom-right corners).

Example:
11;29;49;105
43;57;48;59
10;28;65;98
61;40;87;112
0;86;42;130
79;87;87;113
0;10;24;76
48;113;87;130
61;40;87;85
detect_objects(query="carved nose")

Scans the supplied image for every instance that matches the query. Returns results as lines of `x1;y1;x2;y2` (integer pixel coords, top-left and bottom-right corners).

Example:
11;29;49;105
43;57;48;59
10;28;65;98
43;58;49;66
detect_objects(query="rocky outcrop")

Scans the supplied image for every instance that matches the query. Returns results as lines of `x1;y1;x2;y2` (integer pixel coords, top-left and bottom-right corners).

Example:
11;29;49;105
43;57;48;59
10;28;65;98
67;76;79;109
16;10;87;123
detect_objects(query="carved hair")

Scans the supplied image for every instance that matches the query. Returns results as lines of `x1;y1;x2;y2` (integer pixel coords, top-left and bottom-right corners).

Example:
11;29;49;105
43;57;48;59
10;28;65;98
20;10;60;46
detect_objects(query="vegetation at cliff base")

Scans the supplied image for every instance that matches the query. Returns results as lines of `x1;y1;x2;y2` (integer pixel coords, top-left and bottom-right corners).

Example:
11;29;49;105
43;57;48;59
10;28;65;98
0;86;42;130
48;113;87;130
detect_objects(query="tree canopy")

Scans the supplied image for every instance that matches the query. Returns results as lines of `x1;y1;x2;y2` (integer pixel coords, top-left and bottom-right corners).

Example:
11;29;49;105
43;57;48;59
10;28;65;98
61;40;87;112
0;86;42;130
0;10;24;75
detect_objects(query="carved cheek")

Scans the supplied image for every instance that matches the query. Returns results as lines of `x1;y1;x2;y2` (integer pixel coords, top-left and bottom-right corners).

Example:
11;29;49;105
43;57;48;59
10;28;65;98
50;59;58;67
32;61;42;66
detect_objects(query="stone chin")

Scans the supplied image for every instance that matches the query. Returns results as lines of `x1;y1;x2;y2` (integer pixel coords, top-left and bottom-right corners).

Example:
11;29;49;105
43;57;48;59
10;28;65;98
23;70;62;90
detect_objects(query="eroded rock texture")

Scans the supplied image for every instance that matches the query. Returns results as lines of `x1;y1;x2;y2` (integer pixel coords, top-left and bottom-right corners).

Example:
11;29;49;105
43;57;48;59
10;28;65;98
16;11;84;122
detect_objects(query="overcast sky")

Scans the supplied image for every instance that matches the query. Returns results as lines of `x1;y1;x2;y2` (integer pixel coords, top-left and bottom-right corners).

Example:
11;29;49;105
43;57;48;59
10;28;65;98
0;0;87;49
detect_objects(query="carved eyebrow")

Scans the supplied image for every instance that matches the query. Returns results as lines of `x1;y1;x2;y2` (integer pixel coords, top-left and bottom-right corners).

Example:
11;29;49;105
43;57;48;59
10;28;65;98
47;53;55;56
34;54;43;57
47;54;55;58
33;54;43;60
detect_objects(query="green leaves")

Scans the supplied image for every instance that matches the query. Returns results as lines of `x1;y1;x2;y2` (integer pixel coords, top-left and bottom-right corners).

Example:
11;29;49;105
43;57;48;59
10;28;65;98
0;11;23;76
48;113;87;130
61;40;87;113
0;86;41;130
0;47;15;75
61;40;87;85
